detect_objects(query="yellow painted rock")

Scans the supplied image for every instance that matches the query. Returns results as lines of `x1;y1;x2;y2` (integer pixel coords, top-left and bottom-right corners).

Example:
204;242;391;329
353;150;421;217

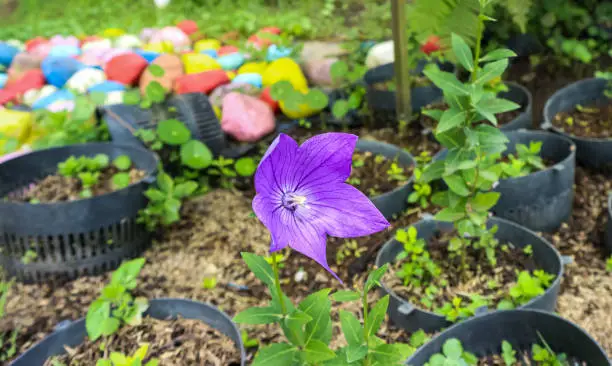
143;41;175;54
262;57;308;93
102;28;126;38
238;61;267;75
0;109;33;151
226;71;236;80
181;53;221;74
213;105;222;120
194;39;221;52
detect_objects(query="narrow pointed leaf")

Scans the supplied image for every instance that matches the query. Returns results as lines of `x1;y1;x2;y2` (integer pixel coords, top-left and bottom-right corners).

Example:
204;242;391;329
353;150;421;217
252;343;298;366
423;66;470;96
437;109;467;133
451;33;474;71
339;310;364;347
365;295;389;338
241;252;275;287
304;339;336;363
473;59;508;85
480;48;517;62
233;306;283;324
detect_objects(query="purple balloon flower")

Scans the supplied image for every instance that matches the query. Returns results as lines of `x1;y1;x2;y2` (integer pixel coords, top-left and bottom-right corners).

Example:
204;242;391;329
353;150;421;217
253;133;391;281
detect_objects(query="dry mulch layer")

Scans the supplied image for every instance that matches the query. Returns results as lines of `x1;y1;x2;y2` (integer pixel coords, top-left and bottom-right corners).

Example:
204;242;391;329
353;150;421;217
552;101;612;138
44;316;241;366
7;167;146;203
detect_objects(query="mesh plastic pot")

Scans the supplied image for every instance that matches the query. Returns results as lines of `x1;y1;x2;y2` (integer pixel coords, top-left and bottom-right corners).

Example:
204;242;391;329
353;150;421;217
364;60;455;113
543;78;611;170
102;92;227;156
375;216;563;333
433;130;575;232
10;298;246;366
406;309;609;365
606;194;612;254
0;143;158;283
497;82;533;131
355;139;415;219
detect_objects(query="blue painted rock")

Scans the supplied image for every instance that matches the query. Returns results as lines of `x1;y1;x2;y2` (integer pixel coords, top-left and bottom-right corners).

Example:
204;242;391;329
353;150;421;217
48;45;81;58
231;72;262;88
266;44;292;61
88;81;126;93
134;49;160;63
32;89;75;110
0;42;20;67
200;49;218;58
0;74;7;88
218;52;245;70
66;68;107;93
41;56;84;88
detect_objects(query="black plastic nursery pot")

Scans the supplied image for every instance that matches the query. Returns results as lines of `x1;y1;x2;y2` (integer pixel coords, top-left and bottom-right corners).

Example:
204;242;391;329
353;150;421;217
10;298;247;366
0;143;158;283
406;309;609;365
434;130;576;233
497;81;533;131
102;92;227;156
375;216;563;333
605;194;612;254
322;87;366;127
355;139;415;220
543;78;611;170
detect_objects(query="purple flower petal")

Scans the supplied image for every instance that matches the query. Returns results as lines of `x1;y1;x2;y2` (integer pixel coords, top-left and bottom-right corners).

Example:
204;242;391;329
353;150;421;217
255;133;298;196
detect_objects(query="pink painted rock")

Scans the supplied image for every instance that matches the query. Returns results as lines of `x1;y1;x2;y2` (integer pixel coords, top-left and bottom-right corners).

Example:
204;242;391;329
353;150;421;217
140;28;158;43
139;54;184;93
105;53;148;86
79;48;108;67
174;70;230;95
101;48;131;65
0;147;31;164
209;82;259;108
25;37;47;52
30;43;53;58
149;27;190;51
221;92;275;142
303;57;337;87
50;35;80;47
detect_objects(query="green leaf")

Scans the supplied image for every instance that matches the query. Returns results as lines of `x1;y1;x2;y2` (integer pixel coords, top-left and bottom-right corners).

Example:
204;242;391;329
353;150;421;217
148;64;165;77
365;263;389;293
234;157;257;177
497;299;514;310
156;119;191;145
145;81;166;103
420;160;445;183
112;173;131;190
180;140;213;169
476;98;520;116
473;59;508;86
434;207;465;222
305;89;329;110
339;310;364;347
422;109;443;121
332;290;360;302
304;339;336;363
157;172;173;193
241;252;275;287
443;174;470;196
252;343;298;366
442;338;463;359
123;90;141;105
437;108;467;133
423;65;470;96
299;289;333;345
330;60;349;82
111;258;145;289
233;306;283;324
370;343;410;364
365;295;389;338
113;155;132;171
451;33;474;71
173;181;198;198
480;48;517;62
346;344;368;363
282;309;312;346
144;188;165;202
86;299;120;341
332;100;350;119
471;192;500;212
475;124;509;154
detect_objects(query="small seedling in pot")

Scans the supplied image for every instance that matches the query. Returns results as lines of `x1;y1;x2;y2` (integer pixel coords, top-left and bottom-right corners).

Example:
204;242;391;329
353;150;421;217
0;279;18;362
606;256;612;272
501;340;517;365
78;171;100;198
533;332;568;366
329;60;367;120
523;245;533;256
335;239;367;265
113;155;132;171
395;227;441;289
352;155;365;168
504;270;554;308
436;295;489;322
96;343;159;366
234;157;257;177
21;249;38;264
241;330;259;349
387;162;407;181
111;173;131;190
425;338;478;365
202;276;218;290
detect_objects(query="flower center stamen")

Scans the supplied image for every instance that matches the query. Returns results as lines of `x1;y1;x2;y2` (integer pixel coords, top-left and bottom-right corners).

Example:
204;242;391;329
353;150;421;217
281;193;307;211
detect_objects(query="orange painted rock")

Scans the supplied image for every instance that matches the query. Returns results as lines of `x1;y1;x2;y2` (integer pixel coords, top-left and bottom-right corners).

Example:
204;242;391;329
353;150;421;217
174;70;229;95
105;53;148;86
139;54;184;94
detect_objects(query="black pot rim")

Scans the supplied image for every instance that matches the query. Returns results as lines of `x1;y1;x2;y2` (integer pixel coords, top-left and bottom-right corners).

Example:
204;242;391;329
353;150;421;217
406;309;609;364
542;77;612;142
355;138;415;200
375;216;564;318
10;297;246;366
0;142;160;207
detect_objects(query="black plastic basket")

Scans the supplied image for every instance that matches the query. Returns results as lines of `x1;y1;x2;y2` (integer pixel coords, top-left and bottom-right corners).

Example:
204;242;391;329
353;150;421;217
10;298;247;366
406;309;609;365
376;216;563;333
102;92;227;156
0;143;159;283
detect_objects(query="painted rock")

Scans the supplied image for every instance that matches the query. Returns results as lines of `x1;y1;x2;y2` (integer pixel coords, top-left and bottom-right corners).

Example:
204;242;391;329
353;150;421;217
5;68;45;92
0;108;33;146
182;53;221;74
177;20;198;35
174;70;229;94
48;45;81;58
139;28;158;43
194;39;221;52
49;35;80;47
47;99;76;113
365;40;394;69
231;73;262;88
142;41;174;54
6;39;25;51
104;91;125;105
134;49;161;63
66;68;107;93
79;48;108;67
218;45;239;57
32;89;75;110
300;41;347;63
0;42;19;67
266;44;292;61
150;27;190;51
42;57;84;88
23;85;58;106
0;90;19;105
0;74;6;89
260;26;282;35
81;38;112;52
8;53;42;81
209;82;259;108
105;53;148;85
30;42;53;58
262;57;308;92
102;28;126;38
200;49;217;58
115;34;142;49
226;71;236;80
25;37;47;52
303;57;336;87
221;92;275;142
139;54;184;93
88;81;125;93
238;61;267;75
259;86;279;112
101;48;132;65
218;53;245;70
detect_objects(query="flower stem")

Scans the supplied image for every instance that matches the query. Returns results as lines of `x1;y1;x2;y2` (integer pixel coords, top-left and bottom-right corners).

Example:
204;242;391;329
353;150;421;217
362;289;370;366
271;253;287;315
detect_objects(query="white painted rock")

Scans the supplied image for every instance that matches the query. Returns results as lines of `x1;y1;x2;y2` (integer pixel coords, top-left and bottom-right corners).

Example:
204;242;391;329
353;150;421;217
104;91;125;106
66;68;107;94
23;85;58;107
365;40;394;69
47;99;75;113
82;38;112;52
115;34;142;49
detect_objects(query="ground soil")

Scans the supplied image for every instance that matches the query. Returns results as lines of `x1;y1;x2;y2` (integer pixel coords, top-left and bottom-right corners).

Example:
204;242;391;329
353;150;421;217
551;101;612;138
349;151;413;197
7;167;145;203
44;316;241;366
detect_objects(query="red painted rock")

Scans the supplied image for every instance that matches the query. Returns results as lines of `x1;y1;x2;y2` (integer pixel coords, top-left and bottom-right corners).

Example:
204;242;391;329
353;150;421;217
105;53;148;86
0;89;19;105
221;92;275;142
139;54;184;94
7;53;43;82
30;43;53;58
174;70;229;94
25;37;47;52
260;26;281;35
218;45;239;57
177;20;198;35
259;87;279;112
5;69;46;96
